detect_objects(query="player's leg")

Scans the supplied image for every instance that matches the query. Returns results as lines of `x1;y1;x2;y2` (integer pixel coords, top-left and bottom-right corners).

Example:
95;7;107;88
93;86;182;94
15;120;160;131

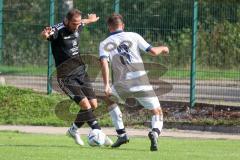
80;73;98;109
103;97;129;147
75;98;101;129
79;74;102;130
88;98;97;109
57;77;86;145
67;97;92;146
81;73;113;146
58;76;101;145
86;97;114;146
68;97;102;146
148;107;163;151
57;77;87;127
136;96;163;151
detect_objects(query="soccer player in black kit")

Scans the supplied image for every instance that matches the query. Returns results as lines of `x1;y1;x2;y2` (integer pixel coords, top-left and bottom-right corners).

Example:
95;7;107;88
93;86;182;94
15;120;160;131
41;9;112;146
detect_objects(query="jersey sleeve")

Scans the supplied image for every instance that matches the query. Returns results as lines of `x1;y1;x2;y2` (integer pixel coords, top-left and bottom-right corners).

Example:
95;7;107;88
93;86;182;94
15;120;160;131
78;23;85;32
99;42;109;61
136;33;152;52
47;26;59;41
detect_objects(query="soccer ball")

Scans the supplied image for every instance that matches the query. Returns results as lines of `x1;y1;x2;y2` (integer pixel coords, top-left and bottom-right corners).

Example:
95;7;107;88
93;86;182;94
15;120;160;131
87;129;106;146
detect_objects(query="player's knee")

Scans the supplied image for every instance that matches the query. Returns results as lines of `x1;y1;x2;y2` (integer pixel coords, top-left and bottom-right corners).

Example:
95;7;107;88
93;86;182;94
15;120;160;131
79;97;91;110
91;103;98;110
152;107;162;115
158;107;163;115
90;99;98;110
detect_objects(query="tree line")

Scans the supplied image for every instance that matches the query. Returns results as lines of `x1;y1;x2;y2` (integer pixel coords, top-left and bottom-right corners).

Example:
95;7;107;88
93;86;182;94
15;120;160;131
2;0;239;70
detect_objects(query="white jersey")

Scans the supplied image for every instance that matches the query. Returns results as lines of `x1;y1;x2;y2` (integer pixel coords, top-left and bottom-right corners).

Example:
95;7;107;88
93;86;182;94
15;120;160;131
99;31;152;81
99;30;160;109
99;31;151;63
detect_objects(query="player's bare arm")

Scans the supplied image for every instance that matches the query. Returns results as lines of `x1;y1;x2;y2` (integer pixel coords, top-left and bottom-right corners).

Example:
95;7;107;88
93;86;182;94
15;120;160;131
81;13;99;25
149;46;169;56
41;27;53;40
100;59;112;97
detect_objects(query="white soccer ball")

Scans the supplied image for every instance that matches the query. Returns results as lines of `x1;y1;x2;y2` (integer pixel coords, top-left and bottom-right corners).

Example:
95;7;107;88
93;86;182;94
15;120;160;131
87;129;106;146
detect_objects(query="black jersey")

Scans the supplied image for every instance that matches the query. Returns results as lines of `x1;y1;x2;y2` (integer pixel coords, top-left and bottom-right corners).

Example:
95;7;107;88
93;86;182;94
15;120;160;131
48;22;84;66
48;22;85;77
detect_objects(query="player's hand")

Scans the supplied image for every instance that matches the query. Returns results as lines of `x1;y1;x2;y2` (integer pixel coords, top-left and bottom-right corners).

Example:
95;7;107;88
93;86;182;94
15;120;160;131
104;85;112;97
41;27;53;40
87;13;100;23
161;46;169;55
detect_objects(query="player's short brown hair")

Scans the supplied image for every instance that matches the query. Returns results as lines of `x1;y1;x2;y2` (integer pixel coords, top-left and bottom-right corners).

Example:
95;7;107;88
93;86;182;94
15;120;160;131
107;13;124;29
66;9;82;21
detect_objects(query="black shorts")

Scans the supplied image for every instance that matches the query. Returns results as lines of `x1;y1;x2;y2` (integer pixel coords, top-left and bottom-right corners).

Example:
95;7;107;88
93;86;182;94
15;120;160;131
57;71;96;104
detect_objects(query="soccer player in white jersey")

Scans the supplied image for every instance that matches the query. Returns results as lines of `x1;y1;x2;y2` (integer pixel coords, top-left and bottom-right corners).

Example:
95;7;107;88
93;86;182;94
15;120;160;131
99;13;169;151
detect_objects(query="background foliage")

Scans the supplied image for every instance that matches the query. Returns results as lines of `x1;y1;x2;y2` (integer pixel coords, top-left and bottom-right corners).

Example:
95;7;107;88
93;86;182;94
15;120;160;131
1;0;239;69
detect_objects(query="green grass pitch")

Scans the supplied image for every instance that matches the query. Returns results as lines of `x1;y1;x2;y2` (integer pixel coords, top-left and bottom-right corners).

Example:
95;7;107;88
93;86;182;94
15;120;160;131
0;131;239;160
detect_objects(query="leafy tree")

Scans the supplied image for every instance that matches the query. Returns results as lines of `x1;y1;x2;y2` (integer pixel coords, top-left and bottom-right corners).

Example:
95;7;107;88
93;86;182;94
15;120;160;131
1;0;239;70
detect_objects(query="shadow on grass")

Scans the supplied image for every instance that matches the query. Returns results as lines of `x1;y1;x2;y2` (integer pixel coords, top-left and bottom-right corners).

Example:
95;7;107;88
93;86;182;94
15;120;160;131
0;144;77;149
0;144;148;152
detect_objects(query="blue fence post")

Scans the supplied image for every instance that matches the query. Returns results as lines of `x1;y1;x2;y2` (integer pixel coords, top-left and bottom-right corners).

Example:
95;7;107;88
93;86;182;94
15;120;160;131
114;0;120;13
190;0;198;108
47;0;55;94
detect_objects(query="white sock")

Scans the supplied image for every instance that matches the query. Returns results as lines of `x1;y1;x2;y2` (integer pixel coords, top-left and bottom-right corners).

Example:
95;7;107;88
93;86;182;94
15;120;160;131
151;115;163;136
109;103;125;130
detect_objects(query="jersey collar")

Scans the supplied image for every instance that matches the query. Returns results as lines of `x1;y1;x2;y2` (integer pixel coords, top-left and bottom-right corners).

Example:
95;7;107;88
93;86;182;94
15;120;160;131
109;30;123;36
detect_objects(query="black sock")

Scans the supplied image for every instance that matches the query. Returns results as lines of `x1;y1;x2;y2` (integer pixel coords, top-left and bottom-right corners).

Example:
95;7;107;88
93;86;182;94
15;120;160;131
74;110;85;128
75;109;101;129
152;128;160;136
86;108;101;129
116;128;126;135
87;120;101;130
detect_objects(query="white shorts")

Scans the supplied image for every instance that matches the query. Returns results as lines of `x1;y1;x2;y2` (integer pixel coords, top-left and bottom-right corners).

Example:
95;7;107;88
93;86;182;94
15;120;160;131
135;96;160;110
111;85;161;110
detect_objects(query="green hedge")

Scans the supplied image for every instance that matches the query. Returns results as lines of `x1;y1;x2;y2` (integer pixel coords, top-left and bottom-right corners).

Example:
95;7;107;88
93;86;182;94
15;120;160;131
0;86;65;126
0;86;112;126
0;86;239;127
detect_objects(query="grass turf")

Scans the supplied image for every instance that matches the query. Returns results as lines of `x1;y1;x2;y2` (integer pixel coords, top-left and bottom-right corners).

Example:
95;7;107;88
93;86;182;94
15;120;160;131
0;131;239;160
